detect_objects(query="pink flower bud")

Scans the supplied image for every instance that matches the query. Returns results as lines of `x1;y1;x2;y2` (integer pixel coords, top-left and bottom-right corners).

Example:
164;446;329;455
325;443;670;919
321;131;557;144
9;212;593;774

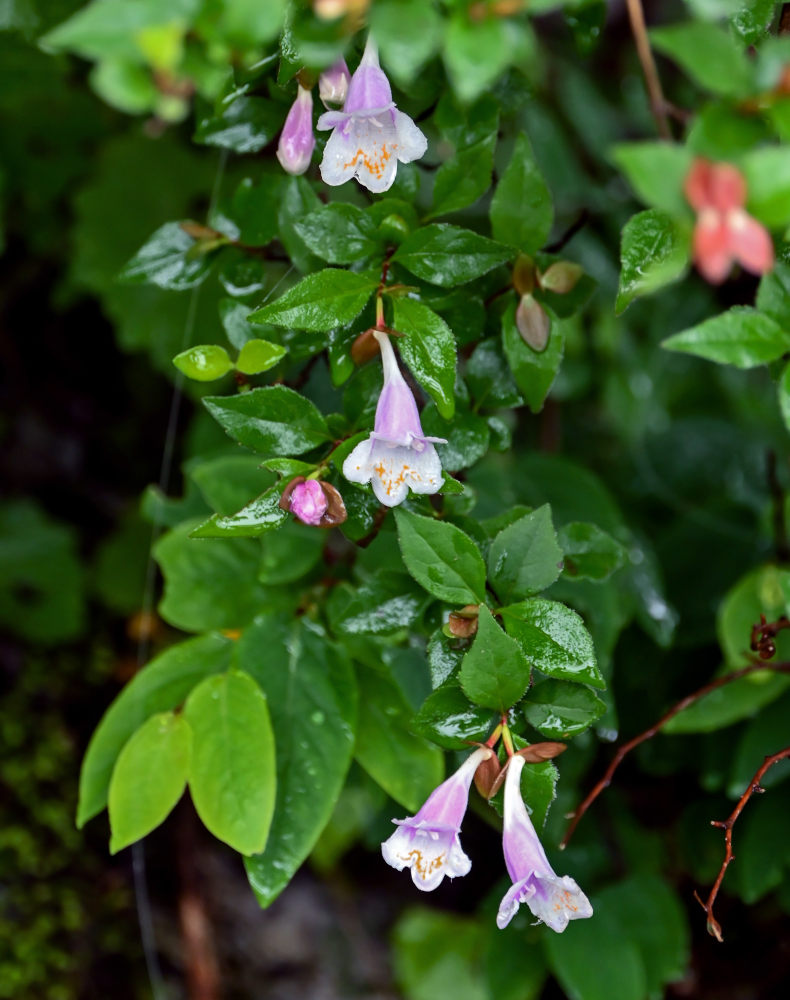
318;59;350;107
289;480;327;526
276;85;315;176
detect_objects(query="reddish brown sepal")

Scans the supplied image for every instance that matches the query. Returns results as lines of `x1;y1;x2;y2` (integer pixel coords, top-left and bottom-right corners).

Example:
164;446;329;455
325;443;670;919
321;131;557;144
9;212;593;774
512;253;535;296
351;328;381;366
516;741;567;763
447;604;480;638
474;749;502;799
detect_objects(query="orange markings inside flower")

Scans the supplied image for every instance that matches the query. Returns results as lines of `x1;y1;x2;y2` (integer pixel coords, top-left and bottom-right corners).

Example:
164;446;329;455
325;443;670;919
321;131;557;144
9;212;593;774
684;158;774;285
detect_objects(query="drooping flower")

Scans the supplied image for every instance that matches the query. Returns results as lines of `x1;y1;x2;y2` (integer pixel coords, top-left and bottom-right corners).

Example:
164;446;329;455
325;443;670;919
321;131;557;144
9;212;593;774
277;84;316;176
316;36;427;193
497;755;593;932
343;330;445;506
382;746;492;891
684;158;774;285
319;58;351;107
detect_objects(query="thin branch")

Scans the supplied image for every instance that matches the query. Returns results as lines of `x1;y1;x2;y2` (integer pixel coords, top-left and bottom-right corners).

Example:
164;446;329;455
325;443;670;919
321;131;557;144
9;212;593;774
561;658;790;848
625;0;672;140
696;746;790;942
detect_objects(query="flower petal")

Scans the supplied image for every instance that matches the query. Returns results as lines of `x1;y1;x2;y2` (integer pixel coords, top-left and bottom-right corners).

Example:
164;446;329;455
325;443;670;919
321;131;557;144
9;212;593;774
496;875;536;930
342;438;374;486
527;874;593;933
381;826;469;891
320;115;400;193
392;109;428;164
369;442;443;506
693;212;732;285
728;209;775;276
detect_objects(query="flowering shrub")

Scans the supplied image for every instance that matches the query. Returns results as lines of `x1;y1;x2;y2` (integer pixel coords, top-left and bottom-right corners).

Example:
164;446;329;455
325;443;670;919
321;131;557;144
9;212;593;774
6;0;790;995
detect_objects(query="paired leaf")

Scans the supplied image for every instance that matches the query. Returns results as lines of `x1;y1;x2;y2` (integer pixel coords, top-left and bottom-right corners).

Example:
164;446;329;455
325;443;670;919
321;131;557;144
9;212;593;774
249;269;378;331
490;133;554;253
523;678;606;739
502;301;565;412
487;505;563;601
203;385;329;455
294;204;380;264
662;307;790;368
459;605;532;711
120;222;214;290
191;485;289;538
558;522;627;581
394;508;487;605
412;683;499;750
392;297;457;420
616;209;690;314
393;224;512;287
501;599;604;688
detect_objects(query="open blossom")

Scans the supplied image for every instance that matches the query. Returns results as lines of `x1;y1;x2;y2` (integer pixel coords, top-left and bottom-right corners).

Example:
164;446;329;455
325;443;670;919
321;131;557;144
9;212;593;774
277;84;315;176
343;330;445;506
319;58;350;107
382;747;492;891
684;158;774;284
316;36;427;193
497;755;593;932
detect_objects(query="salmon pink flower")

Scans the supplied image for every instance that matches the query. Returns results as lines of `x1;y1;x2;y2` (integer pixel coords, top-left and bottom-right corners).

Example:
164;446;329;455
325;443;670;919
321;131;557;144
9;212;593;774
343;330;445;507
684;158;774;285
381;747;492;891
317;36;427;193
277;84;315;176
497;755;593;932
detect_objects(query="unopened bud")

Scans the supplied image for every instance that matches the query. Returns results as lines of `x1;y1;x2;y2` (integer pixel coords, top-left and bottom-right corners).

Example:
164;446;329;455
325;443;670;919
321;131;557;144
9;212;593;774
446;605;480;639
540;261;583;294
516;294;551;352
319;58;350;106
474;751;502;799
276;85;315;176
512;253;535;296
280;476;347;527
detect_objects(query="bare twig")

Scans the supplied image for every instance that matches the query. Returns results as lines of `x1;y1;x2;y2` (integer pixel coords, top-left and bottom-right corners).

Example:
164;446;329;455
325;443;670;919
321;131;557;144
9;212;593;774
561;658;790;848
696;746;790;942
625;0;672;140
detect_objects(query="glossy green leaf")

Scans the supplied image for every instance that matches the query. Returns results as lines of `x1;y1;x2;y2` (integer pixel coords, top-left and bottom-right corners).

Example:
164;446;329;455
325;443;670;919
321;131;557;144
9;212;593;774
502;301;565;413
487;504;563;601
229;174;285;247
189;454;273;516
444;13;512;103
235;338;287;375
422;402;491;471
77;633;234;827
500;599;604;688
184;670;276;855
742;145;790;226
459;605;532;711
392;224;512;287
203;385;330;455
108;711;192;853
237;619;357;906
611;143;693;215
278;174;323;273
650;22;753;97
616;209;690;314
392;297;457;420
393;908;489;1000
248;269;378;331
523;678;605;739
490;133;554;253
370;0;443;86
394;508;487;605
427;629;466;688
431;134;496;218
466;338;523;409
662;307;790;368
329;572;428;637
194;95;284;154
412;683;499;750
173;343;232;381
518;755;559;830
120;221;214;290
41;0;187;61
191;485;289;538
756;255;790;329
731;792;790;902
294;203;380;264
558;522;627;581
354;664;444;812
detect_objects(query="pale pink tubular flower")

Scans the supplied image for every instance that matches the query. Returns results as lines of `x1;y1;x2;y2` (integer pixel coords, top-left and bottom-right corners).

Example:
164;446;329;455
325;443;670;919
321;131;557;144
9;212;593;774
382;747;492;891
276;84;316;176
497;755;593;932
316;35;427;193
684;158;774;285
343;330;445;506
319;58;351;107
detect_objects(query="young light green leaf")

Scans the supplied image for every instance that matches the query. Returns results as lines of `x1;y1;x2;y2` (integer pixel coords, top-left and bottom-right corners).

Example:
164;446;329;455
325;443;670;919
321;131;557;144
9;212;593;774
184;670;276;855
611;143;693;215
173;344;233;381
248;269;378;331
392;297;457;420
523;678;605;739
742;146;790;226
203;385;330;455
662;307;790;368
294;203;380;264
459;605;532;711
487;504;563;601
77;633;234;828
235;338;287;375
370;0;443;85
616;209;690;314
500;599;604;688
502;301;565;413
444;12;512;102
394;508;487;605
392;224;512;287
490;133;554;253
650;22;753;97
108;711;192;853
558;522;627;581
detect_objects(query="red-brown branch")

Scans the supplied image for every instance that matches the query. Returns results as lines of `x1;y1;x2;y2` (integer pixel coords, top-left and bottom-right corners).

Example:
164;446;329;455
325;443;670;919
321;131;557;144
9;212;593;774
625;0;672;140
696;746;790;942
561;659;790;848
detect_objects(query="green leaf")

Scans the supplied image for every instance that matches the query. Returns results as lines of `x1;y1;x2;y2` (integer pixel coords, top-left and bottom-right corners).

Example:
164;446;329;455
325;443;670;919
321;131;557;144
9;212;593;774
728;691;790;796
189;454;272;516
662;307;790;368
502;301;565;413
558;522;627;581
490;133;554;253
119;221;214;290
235;619;357;905
41;0;190;61
431;134;497;218
203;385;329;455
466;339;523;409
173;344;232;381
278;175;323;273
78;633;233;828
293;203;380;264
720;563;790;667
757;255;790;328
229;173;285;247
523;678;605;739
517;754;558;830
394;508;487;605
742;145;790;226
329;572;428;637
422;402;491;471
650;22;753;97
184;670;276;855
393;224;512;287
194;94;284;154
235;338;287;375
248;269;378;331
154;520;271;631
393;908;489;1000
412;683;499;750
444;13;512;103
731;792;790;902
611;143;693;215
108;711;192;853
370;0;443;86
354;664;444;812
500;599;604;688
616;209;690;314
459;605;532;711
487;504;563;601
391;297;457;420
190;484;289;538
